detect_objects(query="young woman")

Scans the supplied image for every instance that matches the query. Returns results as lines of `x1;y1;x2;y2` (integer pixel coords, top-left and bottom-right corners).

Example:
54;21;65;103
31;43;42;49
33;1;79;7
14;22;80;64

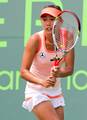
20;5;74;120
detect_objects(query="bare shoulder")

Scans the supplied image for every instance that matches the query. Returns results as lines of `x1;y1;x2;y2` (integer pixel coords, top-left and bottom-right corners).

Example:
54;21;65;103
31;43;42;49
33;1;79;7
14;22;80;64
31;32;40;41
25;32;41;52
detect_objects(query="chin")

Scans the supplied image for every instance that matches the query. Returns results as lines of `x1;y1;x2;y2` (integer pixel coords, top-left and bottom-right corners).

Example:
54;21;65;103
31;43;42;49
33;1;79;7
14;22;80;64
46;30;52;34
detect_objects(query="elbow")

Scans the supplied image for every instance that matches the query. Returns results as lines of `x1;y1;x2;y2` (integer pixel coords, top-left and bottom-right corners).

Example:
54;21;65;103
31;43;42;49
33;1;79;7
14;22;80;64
20;68;25;79
66;66;74;76
68;68;74;76
69;71;73;76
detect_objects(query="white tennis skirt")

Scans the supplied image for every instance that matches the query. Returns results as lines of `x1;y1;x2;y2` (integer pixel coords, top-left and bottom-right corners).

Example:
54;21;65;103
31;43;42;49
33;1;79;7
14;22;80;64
22;85;65;112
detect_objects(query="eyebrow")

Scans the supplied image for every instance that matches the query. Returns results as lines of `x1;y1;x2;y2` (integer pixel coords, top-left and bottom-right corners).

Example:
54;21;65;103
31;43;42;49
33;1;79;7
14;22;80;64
41;15;55;18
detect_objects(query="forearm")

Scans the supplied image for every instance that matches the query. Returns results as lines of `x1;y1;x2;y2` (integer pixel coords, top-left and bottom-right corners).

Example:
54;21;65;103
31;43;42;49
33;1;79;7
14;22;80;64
20;69;42;85
57;66;74;77
51;66;74;78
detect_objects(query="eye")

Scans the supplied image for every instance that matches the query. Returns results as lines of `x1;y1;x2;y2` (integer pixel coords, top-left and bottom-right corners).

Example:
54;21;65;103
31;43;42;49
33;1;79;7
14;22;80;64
50;18;55;21
42;17;47;21
43;18;47;21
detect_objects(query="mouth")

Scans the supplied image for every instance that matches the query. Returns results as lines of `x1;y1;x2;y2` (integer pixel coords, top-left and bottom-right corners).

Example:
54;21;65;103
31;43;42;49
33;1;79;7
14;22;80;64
46;27;52;31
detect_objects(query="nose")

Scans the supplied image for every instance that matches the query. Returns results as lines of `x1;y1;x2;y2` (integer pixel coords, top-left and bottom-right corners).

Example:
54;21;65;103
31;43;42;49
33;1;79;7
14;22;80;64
46;20;51;26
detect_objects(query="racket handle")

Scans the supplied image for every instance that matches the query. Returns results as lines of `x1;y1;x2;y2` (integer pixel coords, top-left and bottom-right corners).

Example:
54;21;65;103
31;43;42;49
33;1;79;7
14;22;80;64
50;60;59;76
49;60;60;88
52;59;60;67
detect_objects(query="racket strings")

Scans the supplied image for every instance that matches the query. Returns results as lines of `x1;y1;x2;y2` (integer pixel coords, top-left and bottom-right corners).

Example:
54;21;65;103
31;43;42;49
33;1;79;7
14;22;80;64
51;10;80;66
53;15;78;52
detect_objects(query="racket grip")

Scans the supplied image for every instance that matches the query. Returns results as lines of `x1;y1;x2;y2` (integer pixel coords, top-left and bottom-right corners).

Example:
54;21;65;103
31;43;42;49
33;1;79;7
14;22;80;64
50;60;60;76
50;60;59;76
52;60;60;67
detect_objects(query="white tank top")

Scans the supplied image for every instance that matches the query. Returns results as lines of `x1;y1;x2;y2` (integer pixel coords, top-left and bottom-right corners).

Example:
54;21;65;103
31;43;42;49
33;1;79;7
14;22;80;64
25;30;64;91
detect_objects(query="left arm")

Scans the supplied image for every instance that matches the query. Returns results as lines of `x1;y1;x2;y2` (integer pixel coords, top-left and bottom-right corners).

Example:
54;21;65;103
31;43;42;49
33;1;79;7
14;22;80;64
51;48;74;78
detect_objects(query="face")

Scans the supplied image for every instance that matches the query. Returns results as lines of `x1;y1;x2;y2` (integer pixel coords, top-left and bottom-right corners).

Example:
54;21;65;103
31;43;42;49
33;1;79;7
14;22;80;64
41;15;55;34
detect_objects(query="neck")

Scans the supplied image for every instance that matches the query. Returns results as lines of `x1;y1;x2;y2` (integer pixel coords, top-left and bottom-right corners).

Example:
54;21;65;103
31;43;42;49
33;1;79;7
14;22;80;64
44;31;54;51
44;31;53;42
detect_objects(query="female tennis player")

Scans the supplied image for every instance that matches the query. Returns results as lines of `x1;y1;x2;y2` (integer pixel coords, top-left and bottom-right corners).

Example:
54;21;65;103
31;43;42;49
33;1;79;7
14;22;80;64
20;5;74;120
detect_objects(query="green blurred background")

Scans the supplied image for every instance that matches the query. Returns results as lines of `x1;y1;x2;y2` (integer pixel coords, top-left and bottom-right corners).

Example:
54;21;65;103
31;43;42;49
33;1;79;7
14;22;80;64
0;0;87;120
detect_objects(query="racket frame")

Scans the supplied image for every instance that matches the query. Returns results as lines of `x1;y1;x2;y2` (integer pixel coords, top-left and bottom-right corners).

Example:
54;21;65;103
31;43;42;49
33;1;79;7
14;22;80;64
51;10;81;65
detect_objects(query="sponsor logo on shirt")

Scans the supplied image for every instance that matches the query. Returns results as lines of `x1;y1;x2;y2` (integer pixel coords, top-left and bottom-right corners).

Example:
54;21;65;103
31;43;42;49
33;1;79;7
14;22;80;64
39;52;46;58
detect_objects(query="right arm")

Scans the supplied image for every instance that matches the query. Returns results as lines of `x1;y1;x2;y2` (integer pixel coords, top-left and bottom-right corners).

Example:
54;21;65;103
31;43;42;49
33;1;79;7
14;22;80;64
20;34;55;87
20;34;42;85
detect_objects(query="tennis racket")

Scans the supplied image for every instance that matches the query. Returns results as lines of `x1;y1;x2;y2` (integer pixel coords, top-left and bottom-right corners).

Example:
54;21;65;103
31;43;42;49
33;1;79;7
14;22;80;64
50;10;81;73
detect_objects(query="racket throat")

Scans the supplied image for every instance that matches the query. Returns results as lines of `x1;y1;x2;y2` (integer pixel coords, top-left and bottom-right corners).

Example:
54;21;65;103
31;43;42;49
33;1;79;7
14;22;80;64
50;55;60;66
50;53;60;62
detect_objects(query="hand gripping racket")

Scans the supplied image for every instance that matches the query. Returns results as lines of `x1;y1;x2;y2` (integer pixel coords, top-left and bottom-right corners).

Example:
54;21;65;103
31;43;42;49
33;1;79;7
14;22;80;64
50;10;81;73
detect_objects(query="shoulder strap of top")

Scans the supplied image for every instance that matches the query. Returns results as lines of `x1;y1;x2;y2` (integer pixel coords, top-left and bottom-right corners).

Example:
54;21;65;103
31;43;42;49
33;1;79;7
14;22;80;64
37;30;45;51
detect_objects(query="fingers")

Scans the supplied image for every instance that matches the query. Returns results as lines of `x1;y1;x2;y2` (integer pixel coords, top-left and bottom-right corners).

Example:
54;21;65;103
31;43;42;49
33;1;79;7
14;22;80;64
50;66;60;77
51;66;60;72
45;77;56;87
47;78;56;85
